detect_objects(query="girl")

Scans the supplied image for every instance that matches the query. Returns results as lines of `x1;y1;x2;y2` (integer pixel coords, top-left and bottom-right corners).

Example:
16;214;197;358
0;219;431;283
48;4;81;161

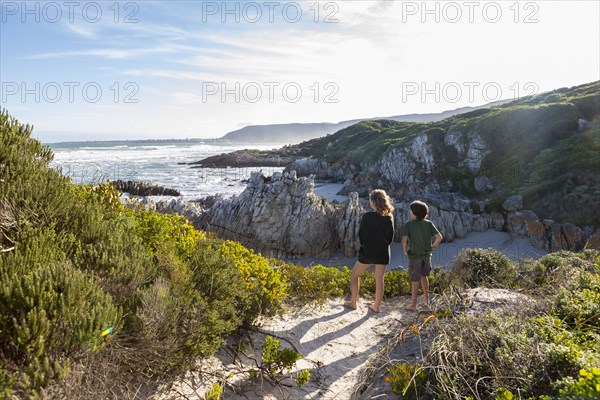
345;189;394;313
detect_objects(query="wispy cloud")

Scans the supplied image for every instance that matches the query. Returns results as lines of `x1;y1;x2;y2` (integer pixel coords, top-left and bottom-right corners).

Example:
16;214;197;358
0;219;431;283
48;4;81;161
26;47;176;60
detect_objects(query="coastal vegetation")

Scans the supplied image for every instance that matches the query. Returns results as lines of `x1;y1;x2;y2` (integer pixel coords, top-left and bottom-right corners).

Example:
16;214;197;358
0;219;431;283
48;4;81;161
385;249;600;399
2;102;599;399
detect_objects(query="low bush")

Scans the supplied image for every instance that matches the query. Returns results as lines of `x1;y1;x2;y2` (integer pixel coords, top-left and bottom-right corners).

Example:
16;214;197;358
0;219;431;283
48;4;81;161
386;250;600;399
281;263;351;304
0;229;121;397
218;240;288;322
450;248;517;288
384;363;430;399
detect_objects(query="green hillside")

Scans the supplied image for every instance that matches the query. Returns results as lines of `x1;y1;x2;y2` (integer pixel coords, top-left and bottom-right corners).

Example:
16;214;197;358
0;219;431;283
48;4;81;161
289;81;600;225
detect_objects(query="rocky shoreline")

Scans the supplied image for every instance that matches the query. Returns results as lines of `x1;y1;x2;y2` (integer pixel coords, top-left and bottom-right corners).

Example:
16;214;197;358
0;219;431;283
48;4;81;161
188;149;299;168
113;180;181;196
131;171;600;260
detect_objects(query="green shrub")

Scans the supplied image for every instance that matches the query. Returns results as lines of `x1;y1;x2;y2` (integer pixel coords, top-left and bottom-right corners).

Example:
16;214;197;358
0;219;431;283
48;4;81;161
0;229;121;397
281;264;448;304
282;263;351;304
181;240;251;356
219;241;288;322
128;208;205;260
451;249;517;288
552;270;600;331
383;268;411;297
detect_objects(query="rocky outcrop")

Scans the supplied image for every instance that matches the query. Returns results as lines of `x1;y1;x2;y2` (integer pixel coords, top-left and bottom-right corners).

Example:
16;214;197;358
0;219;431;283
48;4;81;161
465;132;490;173
585;232;600;249
202;171;342;258
190;149;297;168
502;195;523;212
114;180;180;196
283;158;356;182
520;216;599;252
337;192;364;257
376;134;437;193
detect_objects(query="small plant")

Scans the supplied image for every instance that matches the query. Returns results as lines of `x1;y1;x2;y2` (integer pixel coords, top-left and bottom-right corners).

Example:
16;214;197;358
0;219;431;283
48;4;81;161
204;382;223;400
254;336;309;387
261;336;302;375
295;369;311;387
385;363;429;399
558;368;600;398
495;388;514;400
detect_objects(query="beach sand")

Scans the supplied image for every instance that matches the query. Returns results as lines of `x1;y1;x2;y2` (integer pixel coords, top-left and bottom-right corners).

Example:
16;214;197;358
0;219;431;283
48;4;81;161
300;183;547;269
292;229;546;269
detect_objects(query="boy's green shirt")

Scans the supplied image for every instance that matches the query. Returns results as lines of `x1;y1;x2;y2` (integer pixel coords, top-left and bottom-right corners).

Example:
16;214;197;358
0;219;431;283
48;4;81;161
402;219;440;259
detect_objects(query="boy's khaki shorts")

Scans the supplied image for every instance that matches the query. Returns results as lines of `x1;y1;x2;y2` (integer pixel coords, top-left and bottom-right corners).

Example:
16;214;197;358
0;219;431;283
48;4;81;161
408;257;432;282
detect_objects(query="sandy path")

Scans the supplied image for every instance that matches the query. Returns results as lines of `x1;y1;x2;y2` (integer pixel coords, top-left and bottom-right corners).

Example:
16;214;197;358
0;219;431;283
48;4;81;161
160;296;424;400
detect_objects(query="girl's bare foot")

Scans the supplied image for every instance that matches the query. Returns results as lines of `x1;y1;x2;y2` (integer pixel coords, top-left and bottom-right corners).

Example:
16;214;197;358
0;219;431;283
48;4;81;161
343;301;357;310
369;305;380;313
404;305;417;311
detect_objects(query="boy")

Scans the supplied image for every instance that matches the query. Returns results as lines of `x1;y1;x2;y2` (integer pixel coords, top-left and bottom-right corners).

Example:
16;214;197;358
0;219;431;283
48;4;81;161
401;200;442;311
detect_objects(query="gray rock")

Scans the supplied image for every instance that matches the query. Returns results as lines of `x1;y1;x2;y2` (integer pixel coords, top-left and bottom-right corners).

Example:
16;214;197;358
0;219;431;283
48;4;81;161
465;132;490;173
203;171;339;258
502;195;524;212
444;131;465;154
506;210;538;237
472;214;490;232
338;192;364;257
474;176;495;193
491;212;505;231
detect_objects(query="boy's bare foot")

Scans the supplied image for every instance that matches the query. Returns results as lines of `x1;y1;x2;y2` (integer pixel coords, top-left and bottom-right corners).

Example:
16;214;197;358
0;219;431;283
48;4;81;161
343;301;357;310
369;305;380;313
419;302;430;309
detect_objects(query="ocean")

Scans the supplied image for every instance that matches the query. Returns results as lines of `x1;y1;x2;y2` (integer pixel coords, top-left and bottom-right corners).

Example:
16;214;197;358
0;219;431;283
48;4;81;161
47;139;286;200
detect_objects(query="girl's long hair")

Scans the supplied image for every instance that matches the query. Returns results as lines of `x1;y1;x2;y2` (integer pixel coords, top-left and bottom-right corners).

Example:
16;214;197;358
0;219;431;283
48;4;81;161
370;189;394;216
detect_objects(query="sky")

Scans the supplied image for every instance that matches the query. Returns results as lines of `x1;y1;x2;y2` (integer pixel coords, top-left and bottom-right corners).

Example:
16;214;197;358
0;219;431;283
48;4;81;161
1;0;599;142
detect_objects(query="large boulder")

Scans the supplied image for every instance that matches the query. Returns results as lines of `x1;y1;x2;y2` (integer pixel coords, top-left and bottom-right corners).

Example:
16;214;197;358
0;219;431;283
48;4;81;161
502;195;524;212
506;210;538;237
585;231;600;249
204;171;340;258
338;192;364;257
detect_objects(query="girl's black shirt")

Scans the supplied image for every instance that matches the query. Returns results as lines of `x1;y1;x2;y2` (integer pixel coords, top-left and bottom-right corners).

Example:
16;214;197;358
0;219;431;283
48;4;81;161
358;211;394;265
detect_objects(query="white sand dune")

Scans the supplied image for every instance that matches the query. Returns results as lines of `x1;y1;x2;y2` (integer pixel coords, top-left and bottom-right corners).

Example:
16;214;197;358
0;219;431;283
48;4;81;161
160;297;427;400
